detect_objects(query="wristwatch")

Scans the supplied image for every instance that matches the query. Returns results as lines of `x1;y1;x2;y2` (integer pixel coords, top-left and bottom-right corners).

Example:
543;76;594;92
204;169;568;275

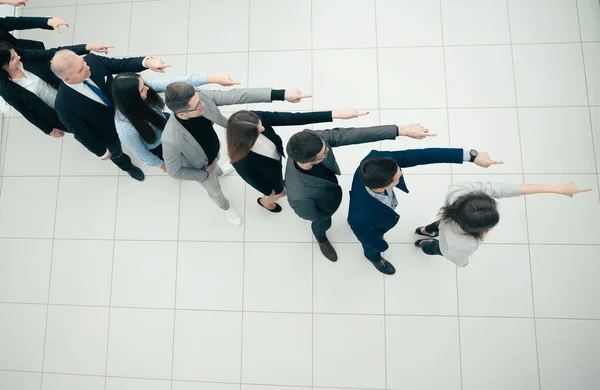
469;149;478;163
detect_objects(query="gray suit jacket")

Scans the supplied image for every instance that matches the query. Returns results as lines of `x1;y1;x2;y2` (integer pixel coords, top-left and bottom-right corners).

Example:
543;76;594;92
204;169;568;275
285;125;399;222
161;88;273;182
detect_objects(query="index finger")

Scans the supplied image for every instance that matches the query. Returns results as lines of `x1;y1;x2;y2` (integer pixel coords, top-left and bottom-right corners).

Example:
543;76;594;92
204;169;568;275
104;45;116;48
425;132;437;137
576;187;593;193
492;160;504;165
231;80;241;85
357;111;369;116
300;94;313;99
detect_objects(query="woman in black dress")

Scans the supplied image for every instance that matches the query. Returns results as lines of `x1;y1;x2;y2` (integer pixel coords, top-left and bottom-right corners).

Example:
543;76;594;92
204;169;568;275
226;108;366;212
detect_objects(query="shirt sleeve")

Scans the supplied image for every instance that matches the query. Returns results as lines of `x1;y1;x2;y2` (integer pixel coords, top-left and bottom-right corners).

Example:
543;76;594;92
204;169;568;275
145;74;209;93
115;116;164;167
270;89;285;101
446;181;522;203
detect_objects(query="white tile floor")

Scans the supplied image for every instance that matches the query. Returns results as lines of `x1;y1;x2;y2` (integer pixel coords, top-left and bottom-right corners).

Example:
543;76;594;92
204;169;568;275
1;0;600;389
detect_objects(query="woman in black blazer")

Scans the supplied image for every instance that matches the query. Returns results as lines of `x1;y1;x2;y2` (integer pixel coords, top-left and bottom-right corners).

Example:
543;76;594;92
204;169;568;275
0;41;110;137
226;108;365;212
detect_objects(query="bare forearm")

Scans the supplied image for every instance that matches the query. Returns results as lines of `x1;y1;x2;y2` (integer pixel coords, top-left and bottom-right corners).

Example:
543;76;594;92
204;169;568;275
520;184;562;195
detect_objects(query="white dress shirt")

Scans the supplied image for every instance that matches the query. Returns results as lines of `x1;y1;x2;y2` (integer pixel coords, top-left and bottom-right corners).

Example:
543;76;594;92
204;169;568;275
12;65;58;108
251;133;281;160
64;77;107;106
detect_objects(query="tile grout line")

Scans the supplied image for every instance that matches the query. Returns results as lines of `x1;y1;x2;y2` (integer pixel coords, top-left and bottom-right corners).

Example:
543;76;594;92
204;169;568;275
2;237;600;245
125;0;134;57
103;175;121;390
167;0;195;386
310;1;315;387
169;180;182;390
575;1;600;203
372;2;388;388
438;2;464;390
0;368;398;390
38;132;65;390
2;300;600;320
239;1;252;385
505;1;542;389
3;170;600;179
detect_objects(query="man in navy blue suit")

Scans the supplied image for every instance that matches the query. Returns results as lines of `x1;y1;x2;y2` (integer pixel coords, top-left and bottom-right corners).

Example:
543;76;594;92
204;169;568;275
347;148;502;275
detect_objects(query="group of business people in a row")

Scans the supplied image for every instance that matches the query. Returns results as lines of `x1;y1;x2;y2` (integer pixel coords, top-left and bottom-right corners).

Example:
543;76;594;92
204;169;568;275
0;14;592;275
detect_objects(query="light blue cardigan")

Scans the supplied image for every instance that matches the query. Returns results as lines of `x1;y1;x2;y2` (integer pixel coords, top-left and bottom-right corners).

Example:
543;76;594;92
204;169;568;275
114;74;208;167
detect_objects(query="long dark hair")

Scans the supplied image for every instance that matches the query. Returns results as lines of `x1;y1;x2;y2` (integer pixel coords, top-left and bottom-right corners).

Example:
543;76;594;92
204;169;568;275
439;191;499;240
112;73;167;144
0;42;17;86
226;110;261;163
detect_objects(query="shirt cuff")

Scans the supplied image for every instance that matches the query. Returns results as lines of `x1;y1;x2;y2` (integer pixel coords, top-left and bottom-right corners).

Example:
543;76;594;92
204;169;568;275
463;149;470;162
99;149;111;159
141;56;151;68
271;89;285;101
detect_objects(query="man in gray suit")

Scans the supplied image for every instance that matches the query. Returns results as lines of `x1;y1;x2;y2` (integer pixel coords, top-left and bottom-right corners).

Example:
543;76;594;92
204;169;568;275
285;123;435;261
163;82;309;225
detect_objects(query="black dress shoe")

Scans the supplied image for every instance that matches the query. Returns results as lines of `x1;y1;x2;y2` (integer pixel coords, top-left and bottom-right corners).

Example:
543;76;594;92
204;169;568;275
127;166;145;181
369;258;396;275
257;198;282;213
318;240;338;262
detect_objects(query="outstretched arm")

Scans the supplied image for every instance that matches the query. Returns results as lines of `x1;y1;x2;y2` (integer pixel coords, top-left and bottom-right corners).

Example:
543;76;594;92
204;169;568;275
0;0;28;7
519;182;592;197
202;87;311;107
254;108;369;127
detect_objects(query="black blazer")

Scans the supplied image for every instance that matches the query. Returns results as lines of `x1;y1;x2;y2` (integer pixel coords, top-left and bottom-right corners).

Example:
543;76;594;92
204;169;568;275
348;148;464;253
0;44;89;134
0;16;52;50
232;111;333;196
54;54;147;156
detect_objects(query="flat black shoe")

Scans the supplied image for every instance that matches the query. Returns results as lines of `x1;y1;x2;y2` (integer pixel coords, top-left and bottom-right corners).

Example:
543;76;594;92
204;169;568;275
127;166;145;181
415;226;438;237
369;258;396;275
414;239;431;247
257;198;282;213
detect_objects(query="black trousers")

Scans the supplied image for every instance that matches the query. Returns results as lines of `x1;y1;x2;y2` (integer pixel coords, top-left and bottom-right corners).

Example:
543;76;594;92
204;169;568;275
108;142;135;172
312;216;332;243
420;220;443;256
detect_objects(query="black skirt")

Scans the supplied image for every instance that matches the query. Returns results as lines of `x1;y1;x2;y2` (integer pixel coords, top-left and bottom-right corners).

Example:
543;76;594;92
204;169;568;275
233;152;285;196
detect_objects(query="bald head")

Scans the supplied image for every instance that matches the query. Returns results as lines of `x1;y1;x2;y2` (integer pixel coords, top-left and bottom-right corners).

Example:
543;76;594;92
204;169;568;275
51;49;90;84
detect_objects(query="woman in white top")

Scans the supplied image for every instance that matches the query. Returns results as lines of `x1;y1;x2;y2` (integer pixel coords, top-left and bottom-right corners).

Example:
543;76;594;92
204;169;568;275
0;41;111;137
111;72;239;172
226;108;365;212
414;181;592;266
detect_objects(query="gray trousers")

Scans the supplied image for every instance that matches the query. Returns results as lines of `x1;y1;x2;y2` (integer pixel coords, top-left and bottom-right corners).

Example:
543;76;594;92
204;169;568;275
199;158;230;210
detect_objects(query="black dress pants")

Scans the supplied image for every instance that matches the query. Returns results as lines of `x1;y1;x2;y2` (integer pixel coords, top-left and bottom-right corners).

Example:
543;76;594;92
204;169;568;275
108;142;135;172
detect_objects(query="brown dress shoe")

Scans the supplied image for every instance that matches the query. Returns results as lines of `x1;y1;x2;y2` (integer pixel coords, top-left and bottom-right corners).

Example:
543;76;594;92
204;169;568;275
318;240;338;262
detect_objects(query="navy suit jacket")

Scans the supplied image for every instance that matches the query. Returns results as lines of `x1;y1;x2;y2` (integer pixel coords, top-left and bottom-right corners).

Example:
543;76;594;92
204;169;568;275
347;148;464;252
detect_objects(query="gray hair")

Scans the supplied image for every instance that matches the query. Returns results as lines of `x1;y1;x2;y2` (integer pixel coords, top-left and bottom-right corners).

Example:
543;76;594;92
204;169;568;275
50;50;78;79
165;82;196;113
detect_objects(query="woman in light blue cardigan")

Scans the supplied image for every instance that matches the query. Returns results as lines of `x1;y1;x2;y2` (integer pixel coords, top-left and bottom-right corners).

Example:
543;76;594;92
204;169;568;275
112;73;238;172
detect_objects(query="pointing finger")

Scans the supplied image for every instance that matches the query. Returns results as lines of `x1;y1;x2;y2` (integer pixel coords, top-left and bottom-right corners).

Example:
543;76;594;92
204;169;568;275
578;187;593;193
425;132;437;136
300;94;313;99
357;111;369;116
493;160;504;164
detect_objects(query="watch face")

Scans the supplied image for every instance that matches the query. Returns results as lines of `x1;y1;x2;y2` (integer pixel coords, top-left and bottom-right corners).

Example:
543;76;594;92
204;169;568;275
470;150;478;157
